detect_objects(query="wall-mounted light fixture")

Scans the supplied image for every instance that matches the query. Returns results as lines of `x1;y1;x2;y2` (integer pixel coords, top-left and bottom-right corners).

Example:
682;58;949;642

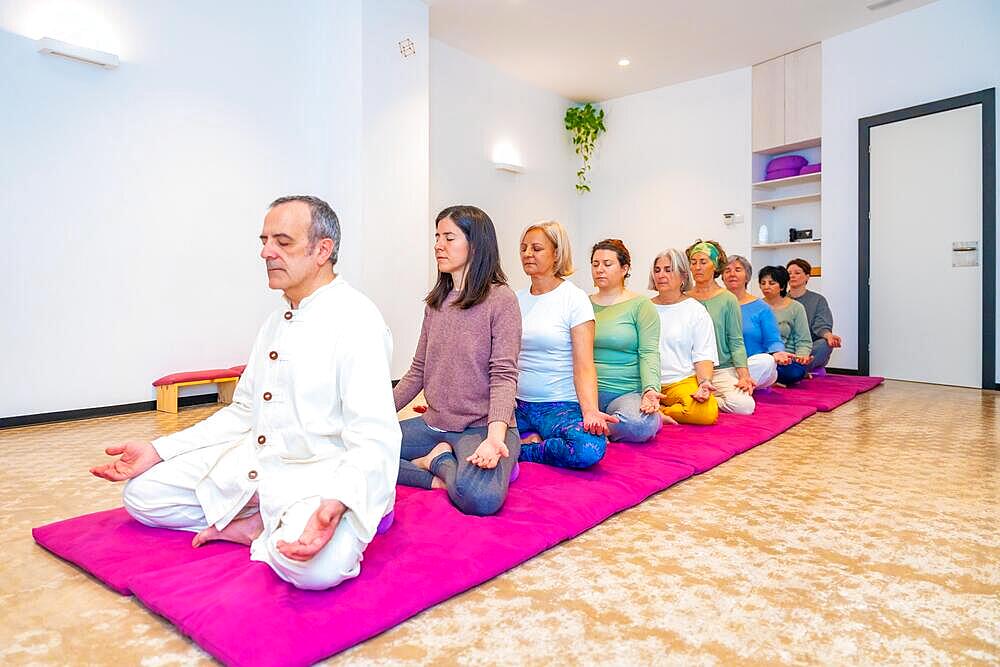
494;161;524;174
492;141;524;174
37;37;119;69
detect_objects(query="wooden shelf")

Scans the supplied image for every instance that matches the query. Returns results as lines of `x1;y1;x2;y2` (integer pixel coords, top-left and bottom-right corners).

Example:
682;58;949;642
751;240;822;249
753;136;821;155
752;193;820;208
752;172;821;188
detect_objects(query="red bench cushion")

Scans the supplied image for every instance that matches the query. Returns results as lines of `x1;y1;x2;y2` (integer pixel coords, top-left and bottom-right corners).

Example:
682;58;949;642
152;368;244;387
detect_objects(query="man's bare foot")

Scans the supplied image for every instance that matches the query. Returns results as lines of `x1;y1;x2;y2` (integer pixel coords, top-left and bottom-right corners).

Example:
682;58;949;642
661;413;678;425
520;433;543;445
192;512;264;548
411;442;453;472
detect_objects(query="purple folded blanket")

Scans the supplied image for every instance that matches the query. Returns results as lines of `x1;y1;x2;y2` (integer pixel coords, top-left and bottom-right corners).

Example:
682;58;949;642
33;374;883;666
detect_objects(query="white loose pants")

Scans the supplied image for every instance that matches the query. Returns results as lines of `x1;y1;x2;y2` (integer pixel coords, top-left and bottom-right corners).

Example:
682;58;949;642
123;447;365;591
711;367;756;415
747;353;778;389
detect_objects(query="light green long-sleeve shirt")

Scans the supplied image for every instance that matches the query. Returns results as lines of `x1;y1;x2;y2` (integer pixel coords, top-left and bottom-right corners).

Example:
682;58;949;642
772;300;814;357
698;290;748;370
592;296;661;395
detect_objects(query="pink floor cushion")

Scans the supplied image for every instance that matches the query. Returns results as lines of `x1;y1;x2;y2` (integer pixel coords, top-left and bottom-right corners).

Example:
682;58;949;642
763;167;801;180
31;508;242;594
814;374;884;394
755;385;855;412
32;376;883;665
129;456;699;667
152;368;243;387
228;364;247;375
376;510;393;535
756;375;883;412
766;154;808;172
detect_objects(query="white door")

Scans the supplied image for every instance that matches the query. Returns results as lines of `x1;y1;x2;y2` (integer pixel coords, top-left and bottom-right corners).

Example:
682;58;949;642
869;104;983;387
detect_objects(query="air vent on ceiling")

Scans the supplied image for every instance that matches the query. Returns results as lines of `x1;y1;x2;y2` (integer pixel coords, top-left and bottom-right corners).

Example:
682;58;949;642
398;38;416;58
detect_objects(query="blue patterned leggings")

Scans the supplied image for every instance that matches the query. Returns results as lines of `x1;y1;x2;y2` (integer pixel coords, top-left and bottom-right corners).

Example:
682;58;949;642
514;399;607;469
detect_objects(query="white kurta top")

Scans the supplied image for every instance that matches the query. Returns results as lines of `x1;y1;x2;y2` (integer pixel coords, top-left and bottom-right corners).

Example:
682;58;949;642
151;277;401;542
653;297;719;385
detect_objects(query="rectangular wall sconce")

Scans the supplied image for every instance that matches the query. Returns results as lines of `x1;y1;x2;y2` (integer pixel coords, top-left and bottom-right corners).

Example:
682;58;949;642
37;37;119;69
494;162;524;174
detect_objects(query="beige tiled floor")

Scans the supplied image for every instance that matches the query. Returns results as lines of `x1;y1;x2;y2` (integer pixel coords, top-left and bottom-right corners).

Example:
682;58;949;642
0;380;997;665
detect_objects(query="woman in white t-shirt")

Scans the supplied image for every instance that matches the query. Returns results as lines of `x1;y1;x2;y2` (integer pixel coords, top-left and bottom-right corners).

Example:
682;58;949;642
649;248;720;425
515;221;618;468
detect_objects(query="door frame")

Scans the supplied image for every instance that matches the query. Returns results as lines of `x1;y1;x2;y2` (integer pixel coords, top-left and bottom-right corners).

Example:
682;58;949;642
858;88;996;389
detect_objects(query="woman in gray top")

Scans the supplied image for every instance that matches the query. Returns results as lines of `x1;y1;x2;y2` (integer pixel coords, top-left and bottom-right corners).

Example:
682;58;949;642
786;258;842;371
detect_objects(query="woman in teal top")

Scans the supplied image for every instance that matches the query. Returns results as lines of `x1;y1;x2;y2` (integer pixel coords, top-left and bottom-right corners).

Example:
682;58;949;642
684;240;755;414
759;265;813;386
589;239;661;443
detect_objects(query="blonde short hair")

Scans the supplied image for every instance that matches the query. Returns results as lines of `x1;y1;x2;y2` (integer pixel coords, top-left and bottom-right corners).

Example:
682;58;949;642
648;248;692;292
521;220;575;278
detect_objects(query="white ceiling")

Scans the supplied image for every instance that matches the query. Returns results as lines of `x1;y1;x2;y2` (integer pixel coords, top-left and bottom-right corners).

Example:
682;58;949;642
427;0;938;101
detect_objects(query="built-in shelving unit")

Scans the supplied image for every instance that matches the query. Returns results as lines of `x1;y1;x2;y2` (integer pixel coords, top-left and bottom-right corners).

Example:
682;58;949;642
751;172;821;189
751;240;822;249
749;144;822;292
750;44;823;293
752;192;821;208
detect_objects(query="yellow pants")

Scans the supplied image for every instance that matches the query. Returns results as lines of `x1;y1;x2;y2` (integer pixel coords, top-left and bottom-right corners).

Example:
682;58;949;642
659;376;719;425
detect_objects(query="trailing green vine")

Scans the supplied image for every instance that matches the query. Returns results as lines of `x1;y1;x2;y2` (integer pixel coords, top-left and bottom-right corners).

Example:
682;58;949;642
564;103;606;192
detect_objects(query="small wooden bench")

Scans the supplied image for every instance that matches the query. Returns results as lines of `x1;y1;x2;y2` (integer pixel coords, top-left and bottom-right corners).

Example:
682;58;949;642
152;365;246;413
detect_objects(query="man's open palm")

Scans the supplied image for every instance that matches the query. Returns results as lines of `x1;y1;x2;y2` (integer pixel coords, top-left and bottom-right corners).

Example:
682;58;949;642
90;441;161;482
277;499;347;562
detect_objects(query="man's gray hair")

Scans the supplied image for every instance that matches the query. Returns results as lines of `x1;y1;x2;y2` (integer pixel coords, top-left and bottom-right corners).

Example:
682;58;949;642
726;254;753;287
648;248;692;292
269;195;341;266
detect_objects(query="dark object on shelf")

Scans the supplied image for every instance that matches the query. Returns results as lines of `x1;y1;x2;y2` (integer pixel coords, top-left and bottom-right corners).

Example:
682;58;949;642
788;228;814;242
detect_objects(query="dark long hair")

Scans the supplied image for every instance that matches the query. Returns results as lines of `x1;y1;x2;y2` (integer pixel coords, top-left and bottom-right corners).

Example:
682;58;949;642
426;205;507;310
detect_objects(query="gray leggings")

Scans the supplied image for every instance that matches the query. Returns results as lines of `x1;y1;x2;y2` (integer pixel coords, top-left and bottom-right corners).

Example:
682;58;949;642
398;416;520;516
809;338;833;371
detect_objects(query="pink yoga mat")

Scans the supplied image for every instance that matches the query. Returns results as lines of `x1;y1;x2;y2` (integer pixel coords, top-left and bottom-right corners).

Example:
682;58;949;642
34;375;882;666
32;508;243;595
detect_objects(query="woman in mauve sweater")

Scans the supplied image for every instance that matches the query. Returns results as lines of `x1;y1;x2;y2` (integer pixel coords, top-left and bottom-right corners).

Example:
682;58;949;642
392;205;522;516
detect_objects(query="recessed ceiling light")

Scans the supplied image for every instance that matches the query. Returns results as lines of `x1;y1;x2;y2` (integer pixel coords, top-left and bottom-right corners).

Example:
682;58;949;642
618;57;630;67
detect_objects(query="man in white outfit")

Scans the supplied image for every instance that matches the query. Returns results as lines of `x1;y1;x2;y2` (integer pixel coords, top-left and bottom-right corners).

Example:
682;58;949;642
91;195;401;590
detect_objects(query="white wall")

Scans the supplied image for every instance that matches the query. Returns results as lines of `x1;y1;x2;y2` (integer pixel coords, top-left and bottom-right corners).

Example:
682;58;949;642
0;0;430;417
361;0;430;379
429;39;579;295
579;68;752;295
822;0;1000;377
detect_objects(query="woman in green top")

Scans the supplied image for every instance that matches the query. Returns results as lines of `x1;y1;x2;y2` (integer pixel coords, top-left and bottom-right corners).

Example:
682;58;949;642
684;240;756;414
759;265;813;386
589;239;662;443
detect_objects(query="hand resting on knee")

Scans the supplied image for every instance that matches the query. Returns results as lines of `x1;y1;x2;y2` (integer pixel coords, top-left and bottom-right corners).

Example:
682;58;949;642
90;441;162;482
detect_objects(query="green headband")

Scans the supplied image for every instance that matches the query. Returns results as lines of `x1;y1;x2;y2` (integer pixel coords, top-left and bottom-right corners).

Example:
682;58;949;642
689;242;720;267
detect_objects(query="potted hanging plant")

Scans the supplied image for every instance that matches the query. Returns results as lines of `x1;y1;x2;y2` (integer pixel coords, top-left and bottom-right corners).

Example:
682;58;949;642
564;102;606;192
